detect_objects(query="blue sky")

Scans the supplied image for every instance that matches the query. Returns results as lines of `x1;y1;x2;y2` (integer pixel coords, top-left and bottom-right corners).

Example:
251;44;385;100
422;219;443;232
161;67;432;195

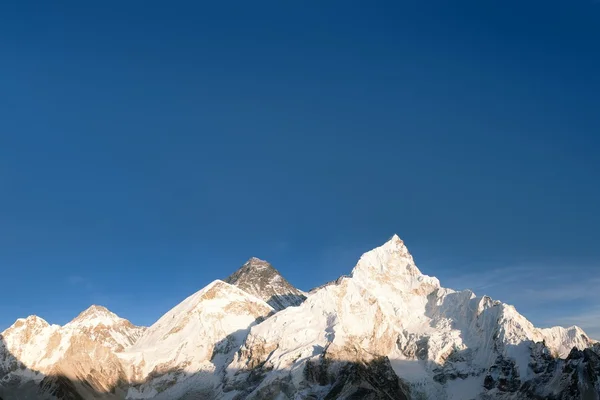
1;1;599;337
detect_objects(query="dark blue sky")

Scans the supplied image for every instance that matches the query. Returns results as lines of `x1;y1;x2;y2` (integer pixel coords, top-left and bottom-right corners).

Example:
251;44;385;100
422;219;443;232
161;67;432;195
1;1;599;336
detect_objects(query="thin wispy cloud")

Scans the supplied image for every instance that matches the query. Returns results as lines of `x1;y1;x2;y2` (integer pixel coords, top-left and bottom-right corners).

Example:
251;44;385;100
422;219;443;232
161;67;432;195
67;275;94;291
440;263;600;340
517;279;600;303
542;307;600;340
443;263;599;302
442;265;539;292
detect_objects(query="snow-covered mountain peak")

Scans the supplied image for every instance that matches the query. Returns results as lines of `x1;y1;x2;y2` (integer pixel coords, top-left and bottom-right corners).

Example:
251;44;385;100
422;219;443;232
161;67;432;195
58;305;146;353
539;325;595;357
2;315;61;371
2;315;55;347
67;304;124;327
9;315;50;330
225;258;306;311
351;234;440;294
121;279;274;390
0;305;146;395
73;304;114;317
353;234;417;274
383;233;409;251
129;279;273;351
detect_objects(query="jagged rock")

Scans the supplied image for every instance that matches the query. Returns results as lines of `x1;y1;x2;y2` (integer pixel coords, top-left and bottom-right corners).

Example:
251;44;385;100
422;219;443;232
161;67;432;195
225;257;306;311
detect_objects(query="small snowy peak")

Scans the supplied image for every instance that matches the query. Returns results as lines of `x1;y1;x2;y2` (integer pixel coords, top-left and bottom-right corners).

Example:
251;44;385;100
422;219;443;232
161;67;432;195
64;305;145;353
1;315;60;370
2;315;56;346
73;304;113;318
67;305;123;327
225;257;306;311
7;315;50;331
0;307;145;395
540;325;595;357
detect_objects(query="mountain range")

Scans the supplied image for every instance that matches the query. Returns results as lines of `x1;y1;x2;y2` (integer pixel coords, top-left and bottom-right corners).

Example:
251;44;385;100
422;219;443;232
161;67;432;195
1;235;598;399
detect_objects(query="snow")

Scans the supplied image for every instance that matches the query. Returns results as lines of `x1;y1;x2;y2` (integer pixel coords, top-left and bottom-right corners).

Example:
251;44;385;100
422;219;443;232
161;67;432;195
446;375;484;400
120;280;273;397
1;316;61;369
66;305;124;328
1;234;597;400
1;305;145;373
540;325;594;357
226;234;597;399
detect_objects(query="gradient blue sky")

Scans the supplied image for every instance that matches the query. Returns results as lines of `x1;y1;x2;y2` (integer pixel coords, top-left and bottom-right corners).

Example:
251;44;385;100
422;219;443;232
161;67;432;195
1;1;599;337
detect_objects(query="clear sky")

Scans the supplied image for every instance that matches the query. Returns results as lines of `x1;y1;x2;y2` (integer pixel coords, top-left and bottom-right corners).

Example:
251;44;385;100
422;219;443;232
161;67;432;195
1;1;599;337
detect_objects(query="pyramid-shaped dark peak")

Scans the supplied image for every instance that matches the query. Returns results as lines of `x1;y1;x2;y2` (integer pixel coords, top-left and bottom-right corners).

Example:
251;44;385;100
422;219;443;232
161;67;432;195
226;258;280;289
225;258;306;311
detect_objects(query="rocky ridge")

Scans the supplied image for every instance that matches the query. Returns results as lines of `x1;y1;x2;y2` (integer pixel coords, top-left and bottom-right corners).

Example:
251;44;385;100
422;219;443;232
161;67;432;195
225;257;306;311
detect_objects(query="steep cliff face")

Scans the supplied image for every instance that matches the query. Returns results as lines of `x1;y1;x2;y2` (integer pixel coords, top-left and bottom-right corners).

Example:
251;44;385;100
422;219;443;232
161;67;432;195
0;235;597;400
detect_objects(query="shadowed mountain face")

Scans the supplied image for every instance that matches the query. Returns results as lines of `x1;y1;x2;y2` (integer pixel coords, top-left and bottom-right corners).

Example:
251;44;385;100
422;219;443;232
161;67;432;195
1;236;599;399
224;257;306;311
2;326;599;400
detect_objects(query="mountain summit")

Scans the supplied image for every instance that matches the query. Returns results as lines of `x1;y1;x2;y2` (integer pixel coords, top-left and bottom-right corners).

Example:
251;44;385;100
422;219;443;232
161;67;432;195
225;257;306;311
68;305;123;327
